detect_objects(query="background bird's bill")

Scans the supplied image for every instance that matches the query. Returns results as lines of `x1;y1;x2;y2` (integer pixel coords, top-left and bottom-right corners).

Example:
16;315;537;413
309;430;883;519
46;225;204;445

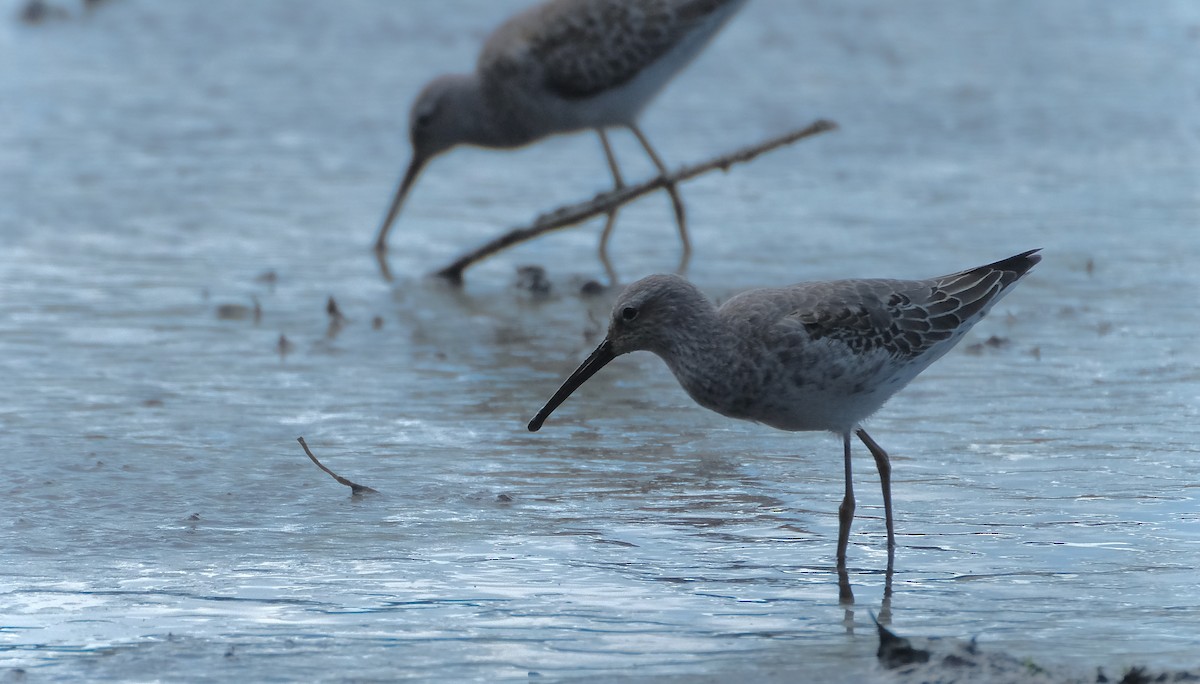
374;155;427;252
528;339;616;431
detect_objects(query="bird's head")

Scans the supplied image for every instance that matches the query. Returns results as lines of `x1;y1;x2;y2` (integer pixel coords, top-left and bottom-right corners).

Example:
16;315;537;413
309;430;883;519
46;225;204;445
527;274;712;432
375;74;481;251
407;73;478;163
605;274;709;357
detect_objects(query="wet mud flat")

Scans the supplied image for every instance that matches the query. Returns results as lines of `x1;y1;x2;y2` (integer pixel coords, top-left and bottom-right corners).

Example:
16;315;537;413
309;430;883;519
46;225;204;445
4;0;1200;681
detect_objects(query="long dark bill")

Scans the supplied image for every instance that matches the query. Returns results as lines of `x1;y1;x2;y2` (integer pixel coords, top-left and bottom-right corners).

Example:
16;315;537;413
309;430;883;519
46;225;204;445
373;156;426;253
528;339;616;432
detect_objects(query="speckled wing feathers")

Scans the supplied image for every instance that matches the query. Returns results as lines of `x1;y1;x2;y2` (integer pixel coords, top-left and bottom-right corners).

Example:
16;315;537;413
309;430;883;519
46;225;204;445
782;250;1041;360
491;0;733;100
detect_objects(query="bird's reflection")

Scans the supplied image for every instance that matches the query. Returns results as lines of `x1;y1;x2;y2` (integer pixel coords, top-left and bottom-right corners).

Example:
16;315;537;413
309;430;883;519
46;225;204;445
840;558;894;635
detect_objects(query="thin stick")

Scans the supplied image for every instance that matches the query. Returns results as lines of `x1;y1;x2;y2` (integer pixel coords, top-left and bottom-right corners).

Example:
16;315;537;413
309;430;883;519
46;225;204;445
432;119;838;284
297;437;378;495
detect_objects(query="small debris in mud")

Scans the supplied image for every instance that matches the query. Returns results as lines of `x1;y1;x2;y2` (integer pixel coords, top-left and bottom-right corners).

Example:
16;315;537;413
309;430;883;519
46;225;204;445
1086;257;1095;276
514;265;552;298
19;0;67;23
372;315;384;330
1107;666;1200;683
876;621;933;669
963;335;1011;355
254;269;278;288
297;437;378;496
1097;321;1113;336
215;299;258;321
579;279;606;296
326;296;347;338
18;0;48;21
877;621;1200;683
1029;345;1041;361
277;333;294;358
326;296;347;323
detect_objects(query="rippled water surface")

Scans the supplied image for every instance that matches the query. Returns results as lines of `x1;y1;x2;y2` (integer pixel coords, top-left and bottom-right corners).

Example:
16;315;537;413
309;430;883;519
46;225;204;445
3;0;1199;681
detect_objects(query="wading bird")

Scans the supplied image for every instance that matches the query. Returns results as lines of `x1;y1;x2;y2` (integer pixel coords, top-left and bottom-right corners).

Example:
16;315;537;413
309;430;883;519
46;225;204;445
375;0;749;274
529;250;1042;570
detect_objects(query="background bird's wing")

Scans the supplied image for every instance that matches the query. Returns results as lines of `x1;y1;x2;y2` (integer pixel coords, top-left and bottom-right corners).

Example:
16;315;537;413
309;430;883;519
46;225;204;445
485;0;734;100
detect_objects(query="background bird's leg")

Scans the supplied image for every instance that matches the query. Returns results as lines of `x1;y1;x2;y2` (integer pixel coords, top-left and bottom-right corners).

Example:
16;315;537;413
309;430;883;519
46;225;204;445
856;428;896;568
837;432;856;569
596;129;625;286
629;124;691;273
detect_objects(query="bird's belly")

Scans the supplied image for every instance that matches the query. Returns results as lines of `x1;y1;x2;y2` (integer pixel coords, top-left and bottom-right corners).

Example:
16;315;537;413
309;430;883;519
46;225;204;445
682;355;917;434
751;385;896;433
513;60;679;134
566;59;683;127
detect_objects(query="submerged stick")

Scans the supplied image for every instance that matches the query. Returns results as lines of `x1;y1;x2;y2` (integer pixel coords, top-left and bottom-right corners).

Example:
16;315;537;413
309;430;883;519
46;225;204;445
297;437;378;495
432;119;838;284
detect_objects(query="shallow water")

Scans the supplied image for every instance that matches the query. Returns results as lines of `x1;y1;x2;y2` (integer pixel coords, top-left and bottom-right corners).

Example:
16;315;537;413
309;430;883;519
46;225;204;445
2;0;1199;681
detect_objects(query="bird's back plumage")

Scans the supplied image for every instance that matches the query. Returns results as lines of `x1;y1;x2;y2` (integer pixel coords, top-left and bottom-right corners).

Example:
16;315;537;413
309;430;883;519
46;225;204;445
751;248;1042;362
661;250;1042;432
479;0;747;131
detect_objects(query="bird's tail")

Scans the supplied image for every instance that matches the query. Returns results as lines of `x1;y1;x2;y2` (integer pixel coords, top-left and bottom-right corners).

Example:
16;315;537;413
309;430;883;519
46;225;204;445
930;249;1041;324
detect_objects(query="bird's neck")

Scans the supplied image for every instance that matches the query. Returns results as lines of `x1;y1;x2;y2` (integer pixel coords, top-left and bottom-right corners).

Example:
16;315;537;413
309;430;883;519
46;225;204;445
653;303;737;383
657;307;766;420
445;74;528;149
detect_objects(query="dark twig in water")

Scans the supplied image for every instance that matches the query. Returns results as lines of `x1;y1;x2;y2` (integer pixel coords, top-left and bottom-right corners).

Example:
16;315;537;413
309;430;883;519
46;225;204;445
276;333;294;359
326;296;348;339
297;437;378;495
326;296;347;323
431;119;838;284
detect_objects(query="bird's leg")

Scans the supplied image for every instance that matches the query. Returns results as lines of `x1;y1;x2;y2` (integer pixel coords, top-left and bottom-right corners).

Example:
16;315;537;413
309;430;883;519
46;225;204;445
837;565;855;606
837;431;855;569
596;129;625;286
628;124;691;274
856;427;896;568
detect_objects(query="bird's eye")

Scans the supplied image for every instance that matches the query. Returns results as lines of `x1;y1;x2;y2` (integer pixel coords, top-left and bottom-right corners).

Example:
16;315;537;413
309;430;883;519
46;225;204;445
413;101;438;129
621;306;639;321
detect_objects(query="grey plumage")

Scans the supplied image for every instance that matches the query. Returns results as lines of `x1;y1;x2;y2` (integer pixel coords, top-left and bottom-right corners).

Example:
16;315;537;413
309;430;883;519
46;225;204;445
486;0;743;101
530;250;1042;570
374;0;747;255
